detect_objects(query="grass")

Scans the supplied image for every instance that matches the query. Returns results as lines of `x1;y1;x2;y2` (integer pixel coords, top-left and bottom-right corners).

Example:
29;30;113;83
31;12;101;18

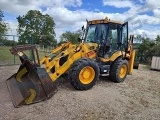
0;46;19;65
0;46;13;61
0;46;48;65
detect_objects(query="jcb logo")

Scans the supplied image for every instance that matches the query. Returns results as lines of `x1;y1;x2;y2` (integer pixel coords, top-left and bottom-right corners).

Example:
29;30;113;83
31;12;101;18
85;50;96;58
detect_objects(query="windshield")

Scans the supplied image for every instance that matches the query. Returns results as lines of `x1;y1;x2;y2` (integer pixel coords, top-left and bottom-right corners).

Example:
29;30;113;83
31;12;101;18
85;24;109;43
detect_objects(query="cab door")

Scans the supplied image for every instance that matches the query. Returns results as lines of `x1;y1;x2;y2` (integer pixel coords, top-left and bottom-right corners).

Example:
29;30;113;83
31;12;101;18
121;22;128;51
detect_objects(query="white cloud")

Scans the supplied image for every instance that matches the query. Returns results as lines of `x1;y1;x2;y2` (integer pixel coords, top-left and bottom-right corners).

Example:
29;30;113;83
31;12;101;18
138;14;160;25
0;0;41;15
153;9;160;18
45;6;127;25
133;0;160;14
7;21;18;35
44;6;127;40
103;0;133;8
126;14;160;28
0;0;83;15
133;28;160;39
146;0;160;9
3;21;19;41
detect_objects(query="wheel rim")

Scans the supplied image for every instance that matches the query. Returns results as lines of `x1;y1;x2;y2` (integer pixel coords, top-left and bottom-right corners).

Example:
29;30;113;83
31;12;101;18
79;66;95;84
119;64;127;78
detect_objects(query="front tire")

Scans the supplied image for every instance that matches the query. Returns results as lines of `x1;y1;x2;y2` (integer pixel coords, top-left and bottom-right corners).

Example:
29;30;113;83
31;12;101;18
109;58;128;83
68;58;99;90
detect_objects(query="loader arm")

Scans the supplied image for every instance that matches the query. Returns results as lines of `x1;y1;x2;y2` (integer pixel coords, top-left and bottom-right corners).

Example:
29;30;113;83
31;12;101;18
41;42;98;82
40;42;73;65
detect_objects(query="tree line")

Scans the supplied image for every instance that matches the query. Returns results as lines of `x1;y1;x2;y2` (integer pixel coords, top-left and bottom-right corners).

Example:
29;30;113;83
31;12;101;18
135;35;160;64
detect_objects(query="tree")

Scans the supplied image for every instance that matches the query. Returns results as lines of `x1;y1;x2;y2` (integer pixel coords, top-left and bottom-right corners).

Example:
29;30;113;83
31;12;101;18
17;10;56;46
155;35;160;42
137;37;156;63
153;35;160;56
136;35;160;64
59;30;81;44
0;10;8;40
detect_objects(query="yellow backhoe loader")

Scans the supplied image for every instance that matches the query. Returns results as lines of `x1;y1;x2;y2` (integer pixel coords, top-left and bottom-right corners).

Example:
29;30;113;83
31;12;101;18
7;17;136;107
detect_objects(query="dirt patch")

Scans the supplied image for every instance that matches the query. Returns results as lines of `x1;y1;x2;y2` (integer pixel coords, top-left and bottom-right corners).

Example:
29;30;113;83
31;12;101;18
0;65;160;120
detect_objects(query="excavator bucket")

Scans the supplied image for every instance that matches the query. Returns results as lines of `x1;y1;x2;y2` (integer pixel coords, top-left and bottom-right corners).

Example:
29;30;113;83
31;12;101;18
6;45;58;107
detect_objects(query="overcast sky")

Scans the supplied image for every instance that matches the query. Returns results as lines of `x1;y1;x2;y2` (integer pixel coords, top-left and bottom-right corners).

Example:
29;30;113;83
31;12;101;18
1;0;160;41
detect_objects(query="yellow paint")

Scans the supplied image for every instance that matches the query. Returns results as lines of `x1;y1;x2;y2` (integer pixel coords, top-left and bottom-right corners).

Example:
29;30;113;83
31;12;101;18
44;43;98;82
50;51;82;81
16;67;27;82
79;66;95;84
100;51;126;62
40;42;74;67
119;64;127;78
39;35;135;83
88;16;123;25
17;52;24;56
40;57;46;65
25;89;36;104
128;50;135;74
51;42;72;54
100;50;135;76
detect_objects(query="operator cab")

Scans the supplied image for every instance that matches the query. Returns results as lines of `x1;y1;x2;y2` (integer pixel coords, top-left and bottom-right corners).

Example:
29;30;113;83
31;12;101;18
85;18;128;58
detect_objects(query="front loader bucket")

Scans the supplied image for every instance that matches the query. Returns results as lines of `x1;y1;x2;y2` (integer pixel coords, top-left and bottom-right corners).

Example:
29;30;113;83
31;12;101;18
6;62;57;107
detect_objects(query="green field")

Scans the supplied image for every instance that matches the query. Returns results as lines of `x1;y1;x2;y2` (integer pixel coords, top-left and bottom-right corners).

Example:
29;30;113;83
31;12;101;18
0;46;13;61
0;46;47;65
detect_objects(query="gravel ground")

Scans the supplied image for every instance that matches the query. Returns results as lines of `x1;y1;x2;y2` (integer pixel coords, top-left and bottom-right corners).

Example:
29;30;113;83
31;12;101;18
0;64;160;120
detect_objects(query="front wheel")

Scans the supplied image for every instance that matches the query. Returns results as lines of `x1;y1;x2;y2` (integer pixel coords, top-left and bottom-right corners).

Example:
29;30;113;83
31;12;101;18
109;58;128;83
68;58;99;90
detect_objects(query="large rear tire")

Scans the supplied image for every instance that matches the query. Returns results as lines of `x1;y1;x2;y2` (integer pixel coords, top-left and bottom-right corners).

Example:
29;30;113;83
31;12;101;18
109;58;128;83
68;58;99;90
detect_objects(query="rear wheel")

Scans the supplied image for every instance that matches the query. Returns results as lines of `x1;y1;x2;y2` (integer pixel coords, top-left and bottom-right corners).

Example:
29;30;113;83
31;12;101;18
68;58;99;90
109;58;128;83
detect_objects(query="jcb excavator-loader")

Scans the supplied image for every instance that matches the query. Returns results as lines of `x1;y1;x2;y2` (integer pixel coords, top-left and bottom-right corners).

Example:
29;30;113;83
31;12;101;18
7;17;136;107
